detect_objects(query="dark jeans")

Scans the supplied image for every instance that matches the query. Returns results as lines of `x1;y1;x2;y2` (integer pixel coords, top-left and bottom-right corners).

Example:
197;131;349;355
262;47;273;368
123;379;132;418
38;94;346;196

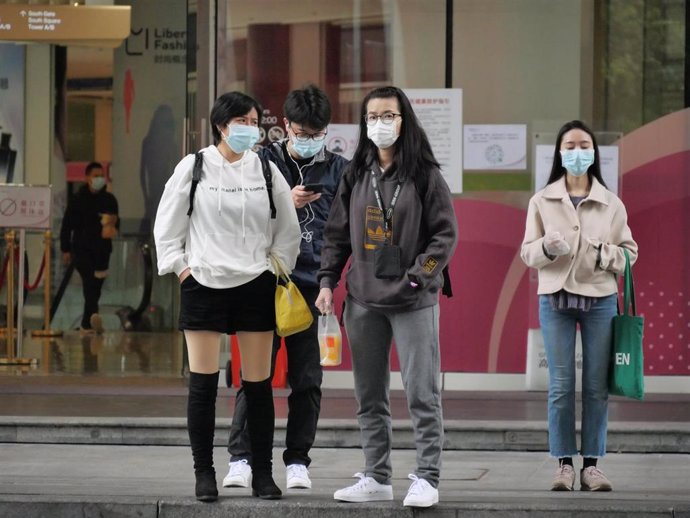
228;285;322;467
74;253;106;329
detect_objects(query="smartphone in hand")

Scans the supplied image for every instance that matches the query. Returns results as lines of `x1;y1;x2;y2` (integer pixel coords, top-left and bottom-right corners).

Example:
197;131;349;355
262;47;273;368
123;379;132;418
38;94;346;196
302;183;324;193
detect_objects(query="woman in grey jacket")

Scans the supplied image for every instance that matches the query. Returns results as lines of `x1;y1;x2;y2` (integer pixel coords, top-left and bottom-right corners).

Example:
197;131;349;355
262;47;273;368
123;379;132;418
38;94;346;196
521;120;638;492
316;86;458;508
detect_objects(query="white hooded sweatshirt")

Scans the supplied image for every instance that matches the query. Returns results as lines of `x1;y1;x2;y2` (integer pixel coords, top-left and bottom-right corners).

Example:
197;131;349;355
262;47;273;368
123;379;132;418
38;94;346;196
154;145;301;289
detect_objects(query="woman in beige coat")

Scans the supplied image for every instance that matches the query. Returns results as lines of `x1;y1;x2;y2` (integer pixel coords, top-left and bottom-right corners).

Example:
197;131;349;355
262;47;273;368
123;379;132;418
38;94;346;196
521;120;637;493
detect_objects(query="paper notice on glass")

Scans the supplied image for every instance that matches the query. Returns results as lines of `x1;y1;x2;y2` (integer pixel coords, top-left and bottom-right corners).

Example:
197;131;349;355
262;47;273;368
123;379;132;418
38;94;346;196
464;124;526;170
325;124;359;161
534;145;619;195
598;146;619;195
405;89;463;194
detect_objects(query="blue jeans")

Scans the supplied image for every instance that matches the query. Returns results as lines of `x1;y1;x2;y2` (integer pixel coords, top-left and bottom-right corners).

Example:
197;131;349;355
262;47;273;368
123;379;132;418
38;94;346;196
539;293;617;458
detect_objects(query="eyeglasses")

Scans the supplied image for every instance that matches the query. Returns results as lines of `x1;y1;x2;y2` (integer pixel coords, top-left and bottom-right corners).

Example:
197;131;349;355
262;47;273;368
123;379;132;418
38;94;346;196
364;112;402;126
288;123;328;142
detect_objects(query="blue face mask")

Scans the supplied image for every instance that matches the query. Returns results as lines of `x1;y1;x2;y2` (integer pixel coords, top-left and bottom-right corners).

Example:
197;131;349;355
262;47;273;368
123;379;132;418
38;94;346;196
560;149;595;177
223;124;260;153
292;137;325;159
90;176;106;190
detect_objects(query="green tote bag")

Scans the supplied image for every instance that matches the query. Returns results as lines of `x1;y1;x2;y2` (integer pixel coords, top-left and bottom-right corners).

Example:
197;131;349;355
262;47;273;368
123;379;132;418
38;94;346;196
609;249;645;400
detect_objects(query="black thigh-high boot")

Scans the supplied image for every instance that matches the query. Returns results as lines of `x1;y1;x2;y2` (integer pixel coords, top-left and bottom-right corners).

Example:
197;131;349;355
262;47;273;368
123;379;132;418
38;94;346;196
243;377;281;499
188;371;219;502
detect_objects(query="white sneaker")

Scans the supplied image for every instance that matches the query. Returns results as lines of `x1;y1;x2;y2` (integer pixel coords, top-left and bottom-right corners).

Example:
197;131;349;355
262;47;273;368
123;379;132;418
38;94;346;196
333;472;393;502
222;459;252;488
286;464;312;489
403;474;439;507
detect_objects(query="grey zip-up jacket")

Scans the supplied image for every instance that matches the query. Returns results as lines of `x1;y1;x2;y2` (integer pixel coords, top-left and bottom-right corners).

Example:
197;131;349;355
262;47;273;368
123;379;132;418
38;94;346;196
318;162;458;310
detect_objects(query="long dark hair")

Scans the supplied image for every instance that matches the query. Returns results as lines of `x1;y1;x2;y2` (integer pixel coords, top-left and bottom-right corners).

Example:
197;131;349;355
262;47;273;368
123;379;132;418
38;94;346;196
546;120;607;188
349;86;439;182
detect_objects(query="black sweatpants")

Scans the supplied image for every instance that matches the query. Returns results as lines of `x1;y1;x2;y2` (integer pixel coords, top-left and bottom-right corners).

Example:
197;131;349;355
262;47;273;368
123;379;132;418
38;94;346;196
228;285;322;467
74;252;108;329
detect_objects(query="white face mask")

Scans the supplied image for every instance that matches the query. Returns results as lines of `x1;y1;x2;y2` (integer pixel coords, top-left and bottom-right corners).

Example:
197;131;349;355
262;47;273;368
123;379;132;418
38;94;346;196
90;176;106;190
560;149;595;177
367;120;399;149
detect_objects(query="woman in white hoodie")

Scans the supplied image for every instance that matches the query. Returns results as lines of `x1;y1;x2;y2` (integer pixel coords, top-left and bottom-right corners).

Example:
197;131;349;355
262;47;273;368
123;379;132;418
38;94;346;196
154;92;300;501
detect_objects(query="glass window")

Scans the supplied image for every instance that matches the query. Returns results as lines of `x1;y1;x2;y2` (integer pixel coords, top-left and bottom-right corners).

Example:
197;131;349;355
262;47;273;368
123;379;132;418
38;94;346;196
216;1;445;130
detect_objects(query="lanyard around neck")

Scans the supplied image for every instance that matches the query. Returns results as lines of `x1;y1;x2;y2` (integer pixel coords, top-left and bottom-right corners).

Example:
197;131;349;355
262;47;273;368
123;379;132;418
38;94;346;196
370;170;403;233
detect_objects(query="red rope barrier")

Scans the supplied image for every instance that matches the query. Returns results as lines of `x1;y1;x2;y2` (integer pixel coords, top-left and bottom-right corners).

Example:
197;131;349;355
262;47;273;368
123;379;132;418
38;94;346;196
22;251;46;291
0;249;46;292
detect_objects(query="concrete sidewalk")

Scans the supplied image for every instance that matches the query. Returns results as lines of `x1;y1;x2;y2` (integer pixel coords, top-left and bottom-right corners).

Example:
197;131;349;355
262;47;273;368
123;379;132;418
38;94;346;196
0;444;688;517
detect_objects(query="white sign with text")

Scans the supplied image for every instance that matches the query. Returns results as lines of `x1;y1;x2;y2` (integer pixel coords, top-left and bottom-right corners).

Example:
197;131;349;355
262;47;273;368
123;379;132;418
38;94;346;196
405;89;463;194
0;184;52;229
464;124;527;170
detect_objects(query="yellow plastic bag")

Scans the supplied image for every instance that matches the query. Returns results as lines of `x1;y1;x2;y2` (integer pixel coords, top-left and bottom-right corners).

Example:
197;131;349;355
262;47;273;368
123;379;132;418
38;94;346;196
271;256;314;337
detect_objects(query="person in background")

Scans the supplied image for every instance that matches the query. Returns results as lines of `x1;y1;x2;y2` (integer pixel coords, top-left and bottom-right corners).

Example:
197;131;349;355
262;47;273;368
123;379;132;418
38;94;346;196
224;85;348;491
60;161;119;334
316;86;458;508
154;91;301;502
520;120;638;492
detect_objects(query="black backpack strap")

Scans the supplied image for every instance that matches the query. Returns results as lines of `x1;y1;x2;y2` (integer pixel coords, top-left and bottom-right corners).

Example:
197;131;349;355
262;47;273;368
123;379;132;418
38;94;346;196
260;154;277;219
187;152;204;217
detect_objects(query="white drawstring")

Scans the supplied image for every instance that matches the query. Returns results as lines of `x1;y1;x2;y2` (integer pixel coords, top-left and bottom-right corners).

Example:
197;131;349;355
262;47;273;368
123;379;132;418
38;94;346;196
240;152;246;242
217;160;223;215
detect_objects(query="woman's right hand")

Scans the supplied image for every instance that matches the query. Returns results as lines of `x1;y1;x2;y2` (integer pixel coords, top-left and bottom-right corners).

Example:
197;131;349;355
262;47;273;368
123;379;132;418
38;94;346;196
179;267;191;283
315;287;334;315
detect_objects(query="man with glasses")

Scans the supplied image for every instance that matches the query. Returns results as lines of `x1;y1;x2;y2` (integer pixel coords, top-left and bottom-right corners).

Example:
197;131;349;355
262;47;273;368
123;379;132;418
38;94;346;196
224;84;348;491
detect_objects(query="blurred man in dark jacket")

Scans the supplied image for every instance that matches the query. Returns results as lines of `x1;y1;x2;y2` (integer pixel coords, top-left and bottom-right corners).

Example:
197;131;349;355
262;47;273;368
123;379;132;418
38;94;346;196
60;162;119;333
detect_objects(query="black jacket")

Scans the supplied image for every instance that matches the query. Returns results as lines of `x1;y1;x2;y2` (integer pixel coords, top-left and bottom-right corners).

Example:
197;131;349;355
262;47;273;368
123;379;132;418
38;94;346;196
60;185;119;267
259;141;348;288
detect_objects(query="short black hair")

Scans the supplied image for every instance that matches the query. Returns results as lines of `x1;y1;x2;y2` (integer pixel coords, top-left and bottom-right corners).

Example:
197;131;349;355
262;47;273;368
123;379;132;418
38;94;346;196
210;91;263;143
85;162;103;176
283;84;331;130
546;120;607;189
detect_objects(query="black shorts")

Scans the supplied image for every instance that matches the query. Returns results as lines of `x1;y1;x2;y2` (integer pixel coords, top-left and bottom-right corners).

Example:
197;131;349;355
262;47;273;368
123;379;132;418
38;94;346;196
178;271;276;334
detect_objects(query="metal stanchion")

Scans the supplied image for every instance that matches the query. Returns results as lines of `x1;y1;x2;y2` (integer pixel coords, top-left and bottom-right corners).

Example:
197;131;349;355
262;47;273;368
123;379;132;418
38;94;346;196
0;230;37;366
1;231;16;362
32;230;63;338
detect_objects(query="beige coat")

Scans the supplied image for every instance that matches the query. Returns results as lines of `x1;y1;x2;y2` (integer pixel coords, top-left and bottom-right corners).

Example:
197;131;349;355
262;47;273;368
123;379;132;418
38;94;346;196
521;176;638;296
